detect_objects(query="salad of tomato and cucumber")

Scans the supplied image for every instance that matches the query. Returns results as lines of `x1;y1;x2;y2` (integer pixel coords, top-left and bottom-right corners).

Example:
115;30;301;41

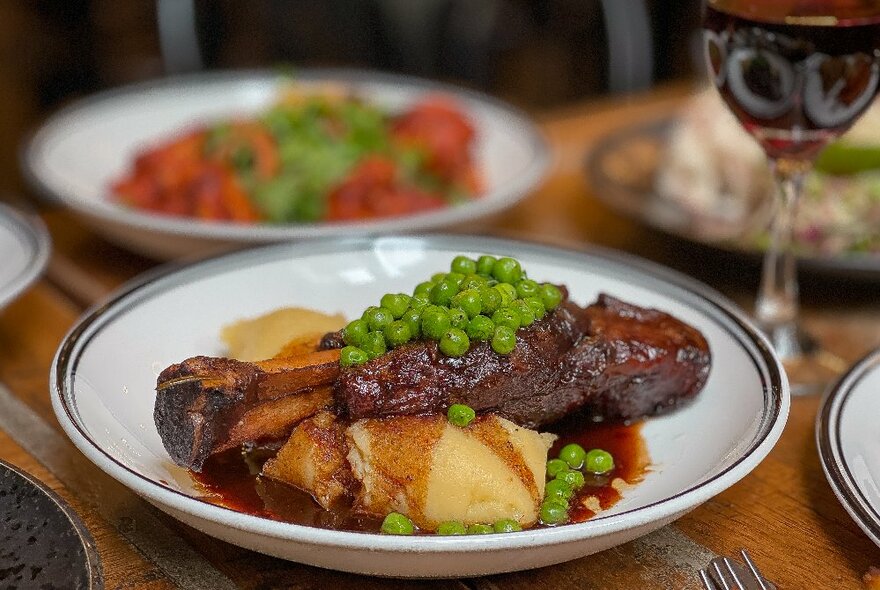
111;89;482;224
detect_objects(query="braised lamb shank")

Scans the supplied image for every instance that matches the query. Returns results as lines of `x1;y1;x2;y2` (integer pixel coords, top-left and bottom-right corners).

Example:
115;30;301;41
155;292;711;471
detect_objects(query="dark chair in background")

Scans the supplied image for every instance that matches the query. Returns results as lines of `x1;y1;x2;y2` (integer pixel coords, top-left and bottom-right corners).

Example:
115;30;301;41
158;0;655;95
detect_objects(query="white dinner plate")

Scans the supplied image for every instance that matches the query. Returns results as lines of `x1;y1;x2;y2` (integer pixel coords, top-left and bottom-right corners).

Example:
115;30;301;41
51;236;789;577
817;347;880;548
23;70;548;260
0;202;50;311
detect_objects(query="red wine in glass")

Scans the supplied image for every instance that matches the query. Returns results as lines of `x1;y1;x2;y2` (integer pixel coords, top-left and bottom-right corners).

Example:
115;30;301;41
702;0;880;393
704;0;880;160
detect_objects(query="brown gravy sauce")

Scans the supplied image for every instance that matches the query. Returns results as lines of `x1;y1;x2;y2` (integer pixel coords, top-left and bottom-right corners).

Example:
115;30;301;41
192;420;648;532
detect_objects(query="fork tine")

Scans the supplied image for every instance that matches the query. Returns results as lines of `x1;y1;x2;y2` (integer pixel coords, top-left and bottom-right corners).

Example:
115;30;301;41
712;561;734;590
723;557;746;589
740;549;770;590
699;568;716;590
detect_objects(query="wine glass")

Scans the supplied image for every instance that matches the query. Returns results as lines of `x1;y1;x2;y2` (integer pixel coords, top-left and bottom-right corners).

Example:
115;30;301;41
702;0;880;393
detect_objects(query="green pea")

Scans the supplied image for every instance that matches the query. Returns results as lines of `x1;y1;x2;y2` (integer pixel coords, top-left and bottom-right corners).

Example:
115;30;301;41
491;307;521;331
540;499;569;525
340;345;369;367
491;285;512;307
429;278;459;306
361;331;387;359
451;255;477;275
495;283;517;304
515;279;540;299
546;458;569;478
421;306;451;340
409;293;430;310
476;255;497;276
381;512;415;535
446;272;465;287
524;296;546;320
384;320;412;347
585;449;615;475
381;293;412;319
400;308;422;339
460;274;487;292
491;325;517;355
451;288;482;318
493;519;522;533
467;523;494;535
363;306;393;331
448;308;469;330
511;299;535;327
447;403;476;427
557;469;586;489
480;287;502;315
437;521;467;535
414;281;435;296
440;328;470;357
540;283;563;310
431;272;448;283
492;257;522;284
545;478;573;501
342;319;369;347
559;443;587;469
466;315;495;341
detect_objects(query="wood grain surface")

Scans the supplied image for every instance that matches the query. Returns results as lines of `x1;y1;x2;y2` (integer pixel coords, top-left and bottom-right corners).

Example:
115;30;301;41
1;84;878;588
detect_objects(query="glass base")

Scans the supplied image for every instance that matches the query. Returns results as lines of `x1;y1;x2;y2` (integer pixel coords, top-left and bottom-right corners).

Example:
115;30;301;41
762;322;847;396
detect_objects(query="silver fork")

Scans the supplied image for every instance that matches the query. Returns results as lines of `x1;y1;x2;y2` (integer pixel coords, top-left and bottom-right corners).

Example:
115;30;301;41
698;549;775;590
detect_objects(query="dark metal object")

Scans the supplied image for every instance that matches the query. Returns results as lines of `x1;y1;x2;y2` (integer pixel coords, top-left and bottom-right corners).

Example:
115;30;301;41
699;549;775;590
0;460;103;589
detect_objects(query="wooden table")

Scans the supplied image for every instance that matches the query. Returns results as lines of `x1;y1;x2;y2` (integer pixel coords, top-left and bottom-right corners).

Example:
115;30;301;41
2;85;879;589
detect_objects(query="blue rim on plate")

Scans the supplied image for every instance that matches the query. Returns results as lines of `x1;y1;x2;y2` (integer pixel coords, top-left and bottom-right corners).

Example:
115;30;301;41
816;347;880;547
51;235;788;555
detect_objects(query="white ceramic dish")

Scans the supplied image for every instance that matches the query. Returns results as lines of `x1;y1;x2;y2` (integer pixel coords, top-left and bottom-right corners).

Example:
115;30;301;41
817;347;880;549
23;70;548;260
51;236;788;578
0;202;51;311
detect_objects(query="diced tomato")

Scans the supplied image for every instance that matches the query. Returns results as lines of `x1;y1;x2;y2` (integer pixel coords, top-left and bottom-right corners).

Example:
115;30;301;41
210;122;280;180
327;156;445;221
392;97;476;182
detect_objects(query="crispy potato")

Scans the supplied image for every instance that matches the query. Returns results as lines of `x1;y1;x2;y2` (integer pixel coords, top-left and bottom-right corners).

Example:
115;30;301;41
346;414;555;531
261;410;351;509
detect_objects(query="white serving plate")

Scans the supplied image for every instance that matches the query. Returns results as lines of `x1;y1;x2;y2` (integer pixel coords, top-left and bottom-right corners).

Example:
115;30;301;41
817;347;880;548
23;70;548;260
51;236;788;577
0;202;51;311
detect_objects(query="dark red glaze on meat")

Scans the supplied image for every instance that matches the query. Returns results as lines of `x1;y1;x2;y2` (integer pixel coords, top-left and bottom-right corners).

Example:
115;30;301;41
325;292;711;427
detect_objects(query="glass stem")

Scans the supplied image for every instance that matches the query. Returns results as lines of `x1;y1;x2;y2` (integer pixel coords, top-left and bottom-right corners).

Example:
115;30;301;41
755;158;809;359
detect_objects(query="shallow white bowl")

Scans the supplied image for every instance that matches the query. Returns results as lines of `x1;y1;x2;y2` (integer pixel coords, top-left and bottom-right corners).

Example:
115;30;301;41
817;347;880;549
51;236;789;577
23;70;548;260
0;202;50;310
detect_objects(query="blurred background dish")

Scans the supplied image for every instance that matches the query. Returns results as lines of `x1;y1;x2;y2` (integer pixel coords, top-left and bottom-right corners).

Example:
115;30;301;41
586;89;880;281
0;202;51;310
22;70;548;260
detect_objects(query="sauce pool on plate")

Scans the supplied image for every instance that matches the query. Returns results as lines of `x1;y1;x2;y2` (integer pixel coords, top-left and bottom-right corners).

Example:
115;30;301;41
192;420;649;532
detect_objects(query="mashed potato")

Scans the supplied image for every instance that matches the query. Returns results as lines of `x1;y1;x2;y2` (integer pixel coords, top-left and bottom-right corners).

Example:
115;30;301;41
221;307;346;361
